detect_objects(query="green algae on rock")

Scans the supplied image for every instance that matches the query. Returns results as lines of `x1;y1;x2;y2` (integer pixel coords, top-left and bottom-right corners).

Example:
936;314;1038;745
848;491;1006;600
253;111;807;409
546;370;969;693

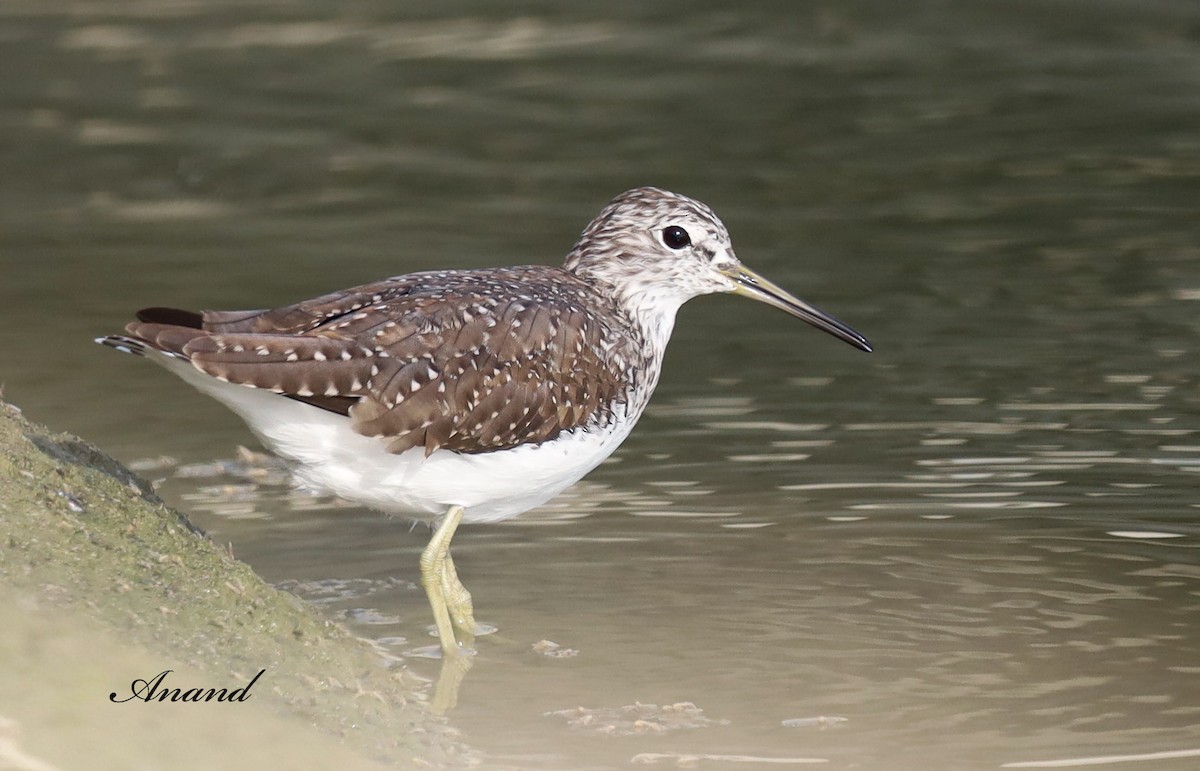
0;398;468;770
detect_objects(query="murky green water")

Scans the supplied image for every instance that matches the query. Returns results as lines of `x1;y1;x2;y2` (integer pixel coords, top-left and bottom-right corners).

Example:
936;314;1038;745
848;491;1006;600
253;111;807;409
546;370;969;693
4;1;1200;768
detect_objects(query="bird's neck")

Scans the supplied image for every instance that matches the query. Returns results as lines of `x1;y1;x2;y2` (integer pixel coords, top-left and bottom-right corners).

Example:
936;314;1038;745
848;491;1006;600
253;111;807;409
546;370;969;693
573;270;683;359
564;255;688;346
560;260;684;421
616;284;682;357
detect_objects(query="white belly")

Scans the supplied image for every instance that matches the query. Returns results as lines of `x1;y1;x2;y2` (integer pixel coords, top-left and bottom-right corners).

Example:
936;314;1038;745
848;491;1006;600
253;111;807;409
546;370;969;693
160;354;639;523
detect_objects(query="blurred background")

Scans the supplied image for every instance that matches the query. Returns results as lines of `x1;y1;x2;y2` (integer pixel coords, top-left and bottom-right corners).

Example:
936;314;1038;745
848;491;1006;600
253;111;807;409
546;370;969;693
3;1;1200;768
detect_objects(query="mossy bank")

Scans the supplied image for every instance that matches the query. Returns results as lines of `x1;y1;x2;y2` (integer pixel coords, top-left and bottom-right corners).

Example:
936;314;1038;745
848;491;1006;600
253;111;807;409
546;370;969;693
0;398;470;770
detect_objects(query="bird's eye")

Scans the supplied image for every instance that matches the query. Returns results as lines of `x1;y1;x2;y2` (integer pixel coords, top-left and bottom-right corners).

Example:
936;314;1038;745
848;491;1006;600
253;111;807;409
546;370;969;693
661;226;691;250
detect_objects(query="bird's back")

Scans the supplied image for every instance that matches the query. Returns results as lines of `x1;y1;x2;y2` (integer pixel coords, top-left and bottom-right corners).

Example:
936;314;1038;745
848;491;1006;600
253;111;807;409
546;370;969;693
114;266;653;458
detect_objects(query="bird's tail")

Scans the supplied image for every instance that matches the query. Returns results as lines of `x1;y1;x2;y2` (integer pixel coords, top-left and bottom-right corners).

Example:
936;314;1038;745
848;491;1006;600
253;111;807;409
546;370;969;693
96;307;210;359
95;334;160;357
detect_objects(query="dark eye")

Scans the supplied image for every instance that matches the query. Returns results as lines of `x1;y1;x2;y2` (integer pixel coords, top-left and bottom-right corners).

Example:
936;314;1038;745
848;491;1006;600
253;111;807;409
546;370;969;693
661;226;691;250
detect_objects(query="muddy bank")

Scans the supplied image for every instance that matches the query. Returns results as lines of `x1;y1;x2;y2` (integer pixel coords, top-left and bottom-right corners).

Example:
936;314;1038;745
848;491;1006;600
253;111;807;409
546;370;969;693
0;398;471;770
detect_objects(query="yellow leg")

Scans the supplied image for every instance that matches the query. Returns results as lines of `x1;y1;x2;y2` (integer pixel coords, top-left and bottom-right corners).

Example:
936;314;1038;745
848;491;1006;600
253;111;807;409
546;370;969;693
441;551;477;641
419;505;465;656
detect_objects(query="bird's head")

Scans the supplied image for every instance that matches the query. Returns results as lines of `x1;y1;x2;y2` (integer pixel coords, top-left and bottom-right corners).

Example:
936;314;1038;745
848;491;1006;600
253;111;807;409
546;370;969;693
564;187;871;352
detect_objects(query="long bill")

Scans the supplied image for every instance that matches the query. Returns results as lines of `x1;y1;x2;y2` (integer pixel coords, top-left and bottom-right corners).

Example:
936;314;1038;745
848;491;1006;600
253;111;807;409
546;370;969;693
725;265;873;353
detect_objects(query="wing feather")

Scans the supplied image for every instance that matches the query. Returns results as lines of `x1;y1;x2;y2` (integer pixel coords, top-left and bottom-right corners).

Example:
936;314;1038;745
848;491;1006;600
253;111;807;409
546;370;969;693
121;268;637;456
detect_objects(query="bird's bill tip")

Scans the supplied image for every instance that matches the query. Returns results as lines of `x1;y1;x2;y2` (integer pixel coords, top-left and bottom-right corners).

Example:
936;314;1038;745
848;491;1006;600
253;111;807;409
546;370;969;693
725;265;872;353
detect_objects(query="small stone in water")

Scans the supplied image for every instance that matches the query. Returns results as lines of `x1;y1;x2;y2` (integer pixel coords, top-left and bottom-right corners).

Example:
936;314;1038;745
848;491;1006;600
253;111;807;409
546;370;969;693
531;639;579;657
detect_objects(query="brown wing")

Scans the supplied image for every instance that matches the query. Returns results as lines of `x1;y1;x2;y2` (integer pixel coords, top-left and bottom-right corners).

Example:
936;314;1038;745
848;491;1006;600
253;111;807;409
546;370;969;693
125;269;633;456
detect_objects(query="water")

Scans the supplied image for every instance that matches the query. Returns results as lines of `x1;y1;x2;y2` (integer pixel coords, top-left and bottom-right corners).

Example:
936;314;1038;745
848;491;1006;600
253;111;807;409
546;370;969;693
4;1;1200;768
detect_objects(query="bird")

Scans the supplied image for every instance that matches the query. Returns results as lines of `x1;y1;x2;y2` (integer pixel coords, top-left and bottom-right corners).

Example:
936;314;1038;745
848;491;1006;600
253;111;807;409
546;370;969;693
98;186;871;657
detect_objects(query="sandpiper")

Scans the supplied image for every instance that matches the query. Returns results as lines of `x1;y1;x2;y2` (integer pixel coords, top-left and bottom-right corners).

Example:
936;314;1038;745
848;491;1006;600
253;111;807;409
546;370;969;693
98;187;871;656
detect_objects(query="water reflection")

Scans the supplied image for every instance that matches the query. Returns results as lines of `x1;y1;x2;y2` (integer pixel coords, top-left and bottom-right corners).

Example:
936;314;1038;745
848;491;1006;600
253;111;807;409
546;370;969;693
142;366;1200;766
